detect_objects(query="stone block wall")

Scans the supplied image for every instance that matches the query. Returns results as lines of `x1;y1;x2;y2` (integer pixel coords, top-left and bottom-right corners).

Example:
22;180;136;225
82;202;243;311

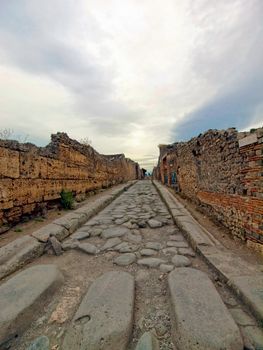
0;132;141;228
155;128;263;245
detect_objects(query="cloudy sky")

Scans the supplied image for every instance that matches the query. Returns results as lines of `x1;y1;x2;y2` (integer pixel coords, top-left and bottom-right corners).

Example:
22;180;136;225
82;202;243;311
0;0;262;169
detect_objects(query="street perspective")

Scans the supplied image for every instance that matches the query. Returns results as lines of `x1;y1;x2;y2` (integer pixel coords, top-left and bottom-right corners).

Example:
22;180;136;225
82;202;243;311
0;1;263;350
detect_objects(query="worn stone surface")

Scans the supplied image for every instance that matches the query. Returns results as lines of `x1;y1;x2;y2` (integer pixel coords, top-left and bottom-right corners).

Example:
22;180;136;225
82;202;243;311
135;331;159;350
137;258;166;268
241;326;263;350
145;242;162;250
229;308;256;326
171;255;191;267
0;265;63;345
63;271;134;350
230;275;263;323
160;264;174;273
48;236;63;256
77;242;98;255
0;235;44;280
27;335;50;350
167;241;188;248
168;268;243;350
71;230;90;240
177;247;195;257
125;232;142;243
101;237;122;251
102;226;130;239
114;253;136;266
32;223;68;242
62;239;79;251
162;247;178;255
148;219;162;228
140;248;157;256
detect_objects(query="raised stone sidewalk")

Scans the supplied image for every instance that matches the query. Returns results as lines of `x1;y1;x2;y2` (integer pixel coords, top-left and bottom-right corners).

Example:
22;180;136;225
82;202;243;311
154;180;263;324
0;181;136;280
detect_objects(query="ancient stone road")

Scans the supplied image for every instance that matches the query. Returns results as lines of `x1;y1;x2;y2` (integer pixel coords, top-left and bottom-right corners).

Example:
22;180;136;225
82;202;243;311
1;181;262;349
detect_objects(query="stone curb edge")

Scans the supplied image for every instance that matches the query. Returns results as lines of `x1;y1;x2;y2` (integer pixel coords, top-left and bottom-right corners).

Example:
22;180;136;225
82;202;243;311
0;181;136;281
153;180;263;324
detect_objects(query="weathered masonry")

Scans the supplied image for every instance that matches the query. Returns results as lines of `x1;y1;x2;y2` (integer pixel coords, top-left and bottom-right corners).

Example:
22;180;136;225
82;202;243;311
0;132;141;228
153;128;263;250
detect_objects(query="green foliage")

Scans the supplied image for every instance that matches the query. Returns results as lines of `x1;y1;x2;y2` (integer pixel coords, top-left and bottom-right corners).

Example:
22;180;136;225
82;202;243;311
14;228;23;233
60;189;74;209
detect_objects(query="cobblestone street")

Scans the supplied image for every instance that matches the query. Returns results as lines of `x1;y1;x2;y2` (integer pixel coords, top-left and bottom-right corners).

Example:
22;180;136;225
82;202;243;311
1;181;262;350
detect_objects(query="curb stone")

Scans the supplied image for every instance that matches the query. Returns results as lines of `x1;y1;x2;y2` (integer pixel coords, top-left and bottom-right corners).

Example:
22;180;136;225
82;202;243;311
153;180;263;324
0;181;136;281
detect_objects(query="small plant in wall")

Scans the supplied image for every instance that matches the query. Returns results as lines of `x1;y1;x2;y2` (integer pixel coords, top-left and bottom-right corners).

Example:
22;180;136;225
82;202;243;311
60;189;74;209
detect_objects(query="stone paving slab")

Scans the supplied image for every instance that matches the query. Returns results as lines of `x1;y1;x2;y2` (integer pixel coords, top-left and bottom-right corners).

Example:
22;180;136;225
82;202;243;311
0;181;135;281
168;268;243;350
230;275;263;323
63;271;134;350
153;181;219;247
0;235;44;280
0;265;63;347
154;180;263;324
31;223;69;242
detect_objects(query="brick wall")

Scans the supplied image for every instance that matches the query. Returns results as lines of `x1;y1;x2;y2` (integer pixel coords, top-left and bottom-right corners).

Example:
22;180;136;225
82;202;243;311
155;128;263;244
0;132;141;228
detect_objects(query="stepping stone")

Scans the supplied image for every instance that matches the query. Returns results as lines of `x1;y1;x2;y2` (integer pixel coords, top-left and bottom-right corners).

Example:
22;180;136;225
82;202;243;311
71;231;90;240
101;237;122;251
102;227;130;239
114;253;136;266
140;249;157;256
162;247;178;255
167;241;188;248
63;271;134;350
0;265;63;345
148;219;162;228
160;264;174;273
135;331;159;350
27;335;49;350
172;255;191;267
168;268;243;350
77;243;98;255
178;247;196;257
145;242;162;250
0;235;45;280
137;258;166;268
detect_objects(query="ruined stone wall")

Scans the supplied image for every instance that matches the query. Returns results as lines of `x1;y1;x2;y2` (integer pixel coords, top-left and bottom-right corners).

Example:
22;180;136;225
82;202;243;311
156;128;263;244
0;132;140;228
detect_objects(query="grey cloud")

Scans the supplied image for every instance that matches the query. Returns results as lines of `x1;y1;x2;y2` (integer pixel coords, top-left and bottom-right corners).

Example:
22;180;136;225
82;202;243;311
171;0;263;141
0;0;141;136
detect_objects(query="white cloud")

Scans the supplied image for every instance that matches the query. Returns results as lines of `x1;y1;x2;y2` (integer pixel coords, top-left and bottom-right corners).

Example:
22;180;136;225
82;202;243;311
0;0;262;169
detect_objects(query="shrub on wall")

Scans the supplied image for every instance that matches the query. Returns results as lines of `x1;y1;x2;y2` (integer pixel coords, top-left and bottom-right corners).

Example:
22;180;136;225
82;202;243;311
60;189;74;210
